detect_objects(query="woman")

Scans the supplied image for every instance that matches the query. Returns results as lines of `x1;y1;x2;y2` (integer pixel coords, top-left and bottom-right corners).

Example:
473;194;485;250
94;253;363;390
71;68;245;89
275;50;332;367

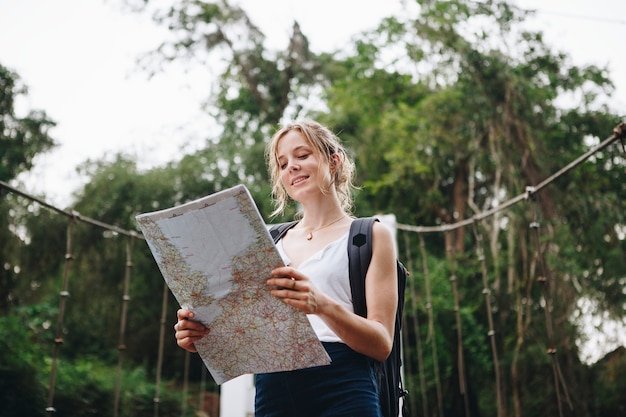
174;119;398;417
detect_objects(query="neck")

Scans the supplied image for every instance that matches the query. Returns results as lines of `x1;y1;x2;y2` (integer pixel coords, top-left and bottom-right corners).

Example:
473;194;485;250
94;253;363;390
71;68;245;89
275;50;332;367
302;213;346;240
299;205;346;230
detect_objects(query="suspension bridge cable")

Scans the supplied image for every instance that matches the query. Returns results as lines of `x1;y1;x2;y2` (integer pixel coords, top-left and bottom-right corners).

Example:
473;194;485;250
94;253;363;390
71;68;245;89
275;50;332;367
445;231;471;417
1;122;623;415
418;234;444;417
153;281;170;417
396;122;625;234
114;237;135;417
472;222;504;417
45;216;76;415
529;197;574;416
2;121;623;240
402;230;428;416
0;183;146;415
0;180;143;240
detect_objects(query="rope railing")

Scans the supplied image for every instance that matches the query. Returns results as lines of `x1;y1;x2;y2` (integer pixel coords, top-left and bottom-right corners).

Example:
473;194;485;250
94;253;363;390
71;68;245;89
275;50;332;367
153;281;170;417
114;237;135;417
0;180;144;240
418;234;444;417
4;124;620;241
445;230;471;417
396;122;626;234
528;197;574;416
402;231;428;417
45;216;76;415
392;122;624;416
472;222;504;417
1;121;623;416
0;180;146;415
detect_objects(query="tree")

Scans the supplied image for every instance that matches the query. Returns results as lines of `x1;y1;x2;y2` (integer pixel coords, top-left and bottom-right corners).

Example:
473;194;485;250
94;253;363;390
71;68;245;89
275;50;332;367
317;1;624;415
61;1;626;414
4;1;625;415
0;63;56;183
1;62;57;313
123;0;336;220
0;62;57;417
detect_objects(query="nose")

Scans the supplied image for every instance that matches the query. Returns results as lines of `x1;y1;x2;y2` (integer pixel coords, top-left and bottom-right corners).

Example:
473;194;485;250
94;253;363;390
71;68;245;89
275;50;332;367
287;159;300;172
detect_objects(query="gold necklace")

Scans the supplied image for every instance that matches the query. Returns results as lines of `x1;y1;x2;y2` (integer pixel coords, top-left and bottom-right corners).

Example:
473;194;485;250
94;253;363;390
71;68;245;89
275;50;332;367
305;215;346;240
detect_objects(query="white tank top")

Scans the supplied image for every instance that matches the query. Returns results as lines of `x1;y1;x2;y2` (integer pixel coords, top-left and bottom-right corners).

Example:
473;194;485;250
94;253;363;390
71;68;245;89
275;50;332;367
277;232;353;343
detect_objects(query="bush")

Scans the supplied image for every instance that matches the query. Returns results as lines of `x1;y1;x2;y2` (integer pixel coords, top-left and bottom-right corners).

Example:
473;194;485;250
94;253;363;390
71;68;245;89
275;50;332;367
590;347;626;416
0;314;47;417
0;304;201;417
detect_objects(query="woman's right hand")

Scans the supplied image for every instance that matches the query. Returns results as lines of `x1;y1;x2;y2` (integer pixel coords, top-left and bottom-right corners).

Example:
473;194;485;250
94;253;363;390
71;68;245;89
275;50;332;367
174;308;210;353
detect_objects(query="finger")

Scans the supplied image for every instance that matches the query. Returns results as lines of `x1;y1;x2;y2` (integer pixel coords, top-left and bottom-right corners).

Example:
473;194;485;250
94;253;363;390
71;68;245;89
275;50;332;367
266;276;294;290
271;266;302;280
178;329;208;339
179;321;210;333
177;308;195;321
270;287;307;303
175;329;210;351
177;337;199;353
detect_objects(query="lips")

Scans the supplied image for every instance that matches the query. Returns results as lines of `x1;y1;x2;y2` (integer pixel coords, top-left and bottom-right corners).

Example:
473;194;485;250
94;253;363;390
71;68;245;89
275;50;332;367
291;176;308;186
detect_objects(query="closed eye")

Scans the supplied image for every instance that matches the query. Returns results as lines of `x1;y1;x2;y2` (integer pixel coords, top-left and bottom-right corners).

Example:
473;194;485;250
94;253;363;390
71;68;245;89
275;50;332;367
279;154;309;170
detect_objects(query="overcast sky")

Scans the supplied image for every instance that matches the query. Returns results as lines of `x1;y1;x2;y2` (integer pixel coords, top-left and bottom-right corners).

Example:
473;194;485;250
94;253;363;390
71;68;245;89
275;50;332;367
0;0;624;363
0;0;409;206
1;0;624;207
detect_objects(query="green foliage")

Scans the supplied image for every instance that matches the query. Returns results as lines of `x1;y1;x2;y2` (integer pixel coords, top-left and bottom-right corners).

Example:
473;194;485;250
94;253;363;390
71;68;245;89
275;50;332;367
589;347;626;415
49;358;114;417
1;62;57;315
2;1;625;415
0;63;56;182
44;358;183;417
0;306;200;417
35;356;187;417
0;311;47;417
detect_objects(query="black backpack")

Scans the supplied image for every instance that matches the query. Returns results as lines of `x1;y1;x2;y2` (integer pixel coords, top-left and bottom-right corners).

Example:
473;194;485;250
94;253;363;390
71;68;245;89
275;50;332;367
269;217;409;417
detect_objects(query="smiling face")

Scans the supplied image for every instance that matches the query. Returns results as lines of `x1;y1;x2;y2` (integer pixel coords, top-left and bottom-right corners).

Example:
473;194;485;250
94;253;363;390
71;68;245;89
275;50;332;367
276;129;328;203
266;120;355;217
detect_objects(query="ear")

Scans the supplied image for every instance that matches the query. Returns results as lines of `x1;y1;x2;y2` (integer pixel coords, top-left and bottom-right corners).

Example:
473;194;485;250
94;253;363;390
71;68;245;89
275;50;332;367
329;153;341;172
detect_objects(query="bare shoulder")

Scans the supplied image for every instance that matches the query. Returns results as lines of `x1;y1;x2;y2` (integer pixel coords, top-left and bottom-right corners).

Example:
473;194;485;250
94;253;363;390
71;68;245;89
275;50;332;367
370;220;396;270
366;220;397;303
371;220;394;247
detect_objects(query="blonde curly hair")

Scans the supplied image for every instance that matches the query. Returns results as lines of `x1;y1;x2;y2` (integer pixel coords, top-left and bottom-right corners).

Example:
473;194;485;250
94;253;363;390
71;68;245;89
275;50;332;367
266;119;356;217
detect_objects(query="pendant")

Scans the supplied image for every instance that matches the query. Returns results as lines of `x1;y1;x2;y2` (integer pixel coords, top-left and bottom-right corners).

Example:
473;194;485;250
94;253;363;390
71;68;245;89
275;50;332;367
306;232;313;240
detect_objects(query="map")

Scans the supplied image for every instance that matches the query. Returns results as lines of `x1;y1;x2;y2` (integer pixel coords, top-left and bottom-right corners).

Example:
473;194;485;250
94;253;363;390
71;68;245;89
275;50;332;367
136;184;330;384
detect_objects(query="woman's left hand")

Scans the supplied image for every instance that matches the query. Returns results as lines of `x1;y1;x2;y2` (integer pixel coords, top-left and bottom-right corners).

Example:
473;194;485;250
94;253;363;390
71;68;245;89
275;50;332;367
267;266;325;314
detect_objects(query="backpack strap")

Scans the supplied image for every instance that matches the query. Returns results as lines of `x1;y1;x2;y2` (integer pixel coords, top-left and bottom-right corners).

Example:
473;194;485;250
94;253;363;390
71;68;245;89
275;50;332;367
349;217;410;417
269;221;299;243
347;217;379;317
271;217;378;317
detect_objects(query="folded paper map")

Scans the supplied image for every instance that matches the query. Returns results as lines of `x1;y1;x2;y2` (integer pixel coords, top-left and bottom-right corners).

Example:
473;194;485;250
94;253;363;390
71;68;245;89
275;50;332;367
136;184;330;384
